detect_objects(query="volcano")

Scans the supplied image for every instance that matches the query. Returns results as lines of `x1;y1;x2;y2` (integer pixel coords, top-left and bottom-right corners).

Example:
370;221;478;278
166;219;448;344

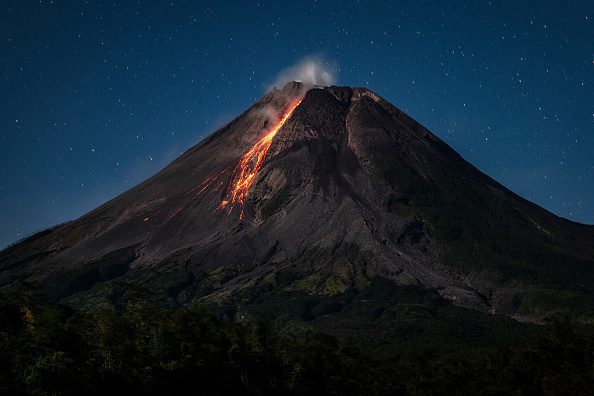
1;82;593;322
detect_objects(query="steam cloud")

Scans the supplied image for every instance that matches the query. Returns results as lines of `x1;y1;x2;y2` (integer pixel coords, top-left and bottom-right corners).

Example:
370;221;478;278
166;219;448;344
268;56;336;91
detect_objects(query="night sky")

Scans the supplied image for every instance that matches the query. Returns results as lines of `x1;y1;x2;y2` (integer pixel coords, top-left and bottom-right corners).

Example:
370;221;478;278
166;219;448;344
1;1;593;248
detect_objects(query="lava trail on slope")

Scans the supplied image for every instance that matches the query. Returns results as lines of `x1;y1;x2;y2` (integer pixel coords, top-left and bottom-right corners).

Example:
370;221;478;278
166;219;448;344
168;97;303;222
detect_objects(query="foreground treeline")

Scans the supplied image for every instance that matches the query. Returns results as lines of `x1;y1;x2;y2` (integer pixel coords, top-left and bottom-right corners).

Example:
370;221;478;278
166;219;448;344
0;292;593;395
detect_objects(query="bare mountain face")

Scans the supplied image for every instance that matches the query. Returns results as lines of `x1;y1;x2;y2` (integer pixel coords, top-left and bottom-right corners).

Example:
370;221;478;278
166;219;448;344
1;82;593;322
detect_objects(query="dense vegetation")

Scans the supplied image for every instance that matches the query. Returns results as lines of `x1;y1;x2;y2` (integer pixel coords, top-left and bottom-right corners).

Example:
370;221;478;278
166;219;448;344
1;288;593;395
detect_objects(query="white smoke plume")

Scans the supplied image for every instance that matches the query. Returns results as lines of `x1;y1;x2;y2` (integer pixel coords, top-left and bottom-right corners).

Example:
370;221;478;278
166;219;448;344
268;56;337;91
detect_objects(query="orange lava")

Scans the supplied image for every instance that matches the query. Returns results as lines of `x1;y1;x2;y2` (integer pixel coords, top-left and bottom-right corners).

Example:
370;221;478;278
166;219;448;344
163;96;303;223
218;97;303;217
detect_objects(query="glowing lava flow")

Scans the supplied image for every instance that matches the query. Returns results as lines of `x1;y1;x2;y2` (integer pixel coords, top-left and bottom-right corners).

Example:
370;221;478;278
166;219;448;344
218;97;303;219
160;97;303;224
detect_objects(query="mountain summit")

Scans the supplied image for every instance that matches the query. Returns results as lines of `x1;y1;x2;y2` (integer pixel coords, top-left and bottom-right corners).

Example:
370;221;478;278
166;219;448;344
2;82;593;321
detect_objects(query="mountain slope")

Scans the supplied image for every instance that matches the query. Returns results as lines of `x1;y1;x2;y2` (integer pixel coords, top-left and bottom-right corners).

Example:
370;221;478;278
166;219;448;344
1;82;593;322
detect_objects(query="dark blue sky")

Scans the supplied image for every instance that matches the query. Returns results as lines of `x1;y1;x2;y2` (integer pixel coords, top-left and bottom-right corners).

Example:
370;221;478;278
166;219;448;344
1;1;593;248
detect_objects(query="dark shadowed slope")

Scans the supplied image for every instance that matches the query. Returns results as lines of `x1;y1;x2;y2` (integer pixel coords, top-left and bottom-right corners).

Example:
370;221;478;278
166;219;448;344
1;82;593;322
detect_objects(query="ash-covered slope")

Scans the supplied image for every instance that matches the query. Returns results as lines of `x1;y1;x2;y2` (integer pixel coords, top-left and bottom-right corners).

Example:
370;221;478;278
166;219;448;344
1;82;593;321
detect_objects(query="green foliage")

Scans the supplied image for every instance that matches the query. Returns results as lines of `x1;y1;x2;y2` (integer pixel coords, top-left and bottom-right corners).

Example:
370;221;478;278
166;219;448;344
236;278;542;357
0;290;592;395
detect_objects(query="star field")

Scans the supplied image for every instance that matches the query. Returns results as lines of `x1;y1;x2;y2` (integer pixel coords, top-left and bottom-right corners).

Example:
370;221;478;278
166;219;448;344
0;0;593;247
